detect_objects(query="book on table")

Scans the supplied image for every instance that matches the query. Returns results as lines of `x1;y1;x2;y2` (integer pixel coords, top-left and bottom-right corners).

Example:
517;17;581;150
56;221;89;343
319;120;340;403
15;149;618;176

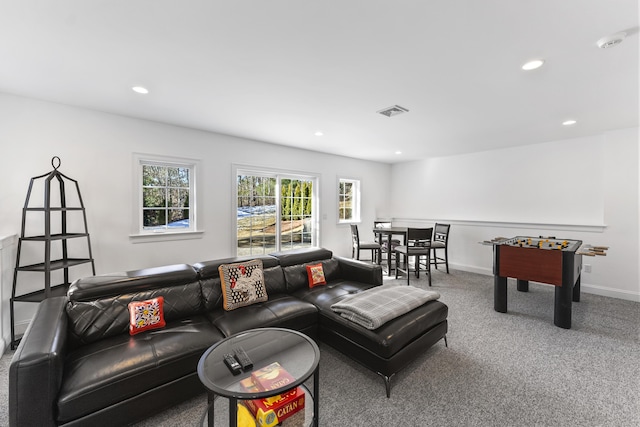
250;362;296;392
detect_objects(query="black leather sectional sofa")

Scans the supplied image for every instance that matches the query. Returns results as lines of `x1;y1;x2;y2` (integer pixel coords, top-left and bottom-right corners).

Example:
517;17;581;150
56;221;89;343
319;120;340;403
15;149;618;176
9;247;448;426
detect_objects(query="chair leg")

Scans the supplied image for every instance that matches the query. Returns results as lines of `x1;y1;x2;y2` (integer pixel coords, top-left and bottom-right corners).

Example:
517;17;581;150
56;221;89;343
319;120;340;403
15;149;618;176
427;252;432;286
394;252;399;279
432;248;438;270
445;247;449;273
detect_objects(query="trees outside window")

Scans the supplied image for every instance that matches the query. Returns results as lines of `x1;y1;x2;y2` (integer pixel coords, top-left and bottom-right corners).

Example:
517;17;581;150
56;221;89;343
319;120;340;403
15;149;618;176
134;154;198;236
338;178;360;223
236;168;317;256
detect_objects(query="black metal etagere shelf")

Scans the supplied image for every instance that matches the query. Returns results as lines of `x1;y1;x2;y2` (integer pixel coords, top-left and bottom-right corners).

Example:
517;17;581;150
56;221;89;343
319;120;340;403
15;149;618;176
10;156;95;349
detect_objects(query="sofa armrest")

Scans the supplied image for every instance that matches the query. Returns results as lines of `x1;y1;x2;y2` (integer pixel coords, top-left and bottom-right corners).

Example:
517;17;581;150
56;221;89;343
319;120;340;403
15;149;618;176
335;256;383;286
9;296;68;427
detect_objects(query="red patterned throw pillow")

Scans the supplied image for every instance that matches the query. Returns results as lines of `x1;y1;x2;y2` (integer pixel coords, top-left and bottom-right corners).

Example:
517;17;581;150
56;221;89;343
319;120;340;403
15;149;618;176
306;263;326;288
128;297;166;335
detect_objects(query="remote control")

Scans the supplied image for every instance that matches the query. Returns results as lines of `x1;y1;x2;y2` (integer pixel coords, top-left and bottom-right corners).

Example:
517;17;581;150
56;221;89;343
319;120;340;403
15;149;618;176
234;347;253;371
224;353;242;375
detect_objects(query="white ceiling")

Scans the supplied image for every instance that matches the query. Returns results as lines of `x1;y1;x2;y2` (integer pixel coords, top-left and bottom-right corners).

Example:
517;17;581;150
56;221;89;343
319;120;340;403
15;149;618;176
1;1;638;163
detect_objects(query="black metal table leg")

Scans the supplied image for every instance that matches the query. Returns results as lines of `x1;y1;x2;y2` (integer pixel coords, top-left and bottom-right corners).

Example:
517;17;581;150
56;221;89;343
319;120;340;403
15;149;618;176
229;396;237;427
207;392;215;427
313;365;320;426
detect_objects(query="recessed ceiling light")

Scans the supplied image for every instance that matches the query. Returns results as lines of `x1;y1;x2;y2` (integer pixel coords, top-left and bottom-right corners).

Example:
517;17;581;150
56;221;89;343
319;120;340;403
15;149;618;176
562;120;577;126
314;131;323;136
132;86;149;94
522;59;545;71
395;151;402;155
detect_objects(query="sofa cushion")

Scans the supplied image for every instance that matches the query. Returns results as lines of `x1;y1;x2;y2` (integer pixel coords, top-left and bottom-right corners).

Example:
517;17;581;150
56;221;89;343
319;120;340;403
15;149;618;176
66;281;203;346
194;256;285;311
56;315;223;424
311;284;449;359
270;247;333;267
66;264;203;345
283;258;340;293
198;265;285;311
205;294;318;337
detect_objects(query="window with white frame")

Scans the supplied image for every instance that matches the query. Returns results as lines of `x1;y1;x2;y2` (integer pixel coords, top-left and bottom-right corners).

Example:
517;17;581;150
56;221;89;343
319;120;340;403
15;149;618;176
133;154;199;236
338;178;360;223
235;166;318;256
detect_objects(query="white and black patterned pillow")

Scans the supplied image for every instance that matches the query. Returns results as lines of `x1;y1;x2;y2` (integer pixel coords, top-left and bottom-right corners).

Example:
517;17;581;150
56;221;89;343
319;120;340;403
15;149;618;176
219;259;268;311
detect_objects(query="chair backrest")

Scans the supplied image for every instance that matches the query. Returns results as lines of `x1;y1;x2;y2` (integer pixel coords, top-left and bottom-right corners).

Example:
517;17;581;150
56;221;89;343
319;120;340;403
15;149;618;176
433;223;450;244
374;221;392;229
407;227;433;246
350;223;360;246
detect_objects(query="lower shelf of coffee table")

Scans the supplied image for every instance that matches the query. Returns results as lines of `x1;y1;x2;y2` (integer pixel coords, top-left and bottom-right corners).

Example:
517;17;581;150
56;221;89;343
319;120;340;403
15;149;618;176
201;384;314;427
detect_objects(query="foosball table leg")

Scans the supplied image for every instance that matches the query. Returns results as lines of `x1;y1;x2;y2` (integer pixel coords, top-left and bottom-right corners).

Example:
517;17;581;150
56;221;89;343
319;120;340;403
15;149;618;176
573;276;581;302
517;279;529;292
494;275;507;313
554;283;573;329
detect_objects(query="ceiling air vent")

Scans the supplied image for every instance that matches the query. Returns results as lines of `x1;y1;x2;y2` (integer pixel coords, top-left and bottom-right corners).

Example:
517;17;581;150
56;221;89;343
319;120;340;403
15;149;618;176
377;105;409;117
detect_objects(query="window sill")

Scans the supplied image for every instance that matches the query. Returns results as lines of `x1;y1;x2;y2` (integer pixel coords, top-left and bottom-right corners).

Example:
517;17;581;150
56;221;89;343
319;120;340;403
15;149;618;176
338;221;361;226
129;230;204;244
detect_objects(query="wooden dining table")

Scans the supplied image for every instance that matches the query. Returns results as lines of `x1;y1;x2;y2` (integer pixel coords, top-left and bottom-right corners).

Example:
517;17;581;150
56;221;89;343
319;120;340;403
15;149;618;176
371;226;408;276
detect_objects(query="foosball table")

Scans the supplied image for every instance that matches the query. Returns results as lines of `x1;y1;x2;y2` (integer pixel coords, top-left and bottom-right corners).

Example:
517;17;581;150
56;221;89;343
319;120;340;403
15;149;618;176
485;236;608;329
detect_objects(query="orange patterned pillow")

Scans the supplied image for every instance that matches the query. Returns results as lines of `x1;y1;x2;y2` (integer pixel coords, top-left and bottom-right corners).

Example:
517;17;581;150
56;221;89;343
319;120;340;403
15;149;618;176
128;297;166;335
306;263;326;288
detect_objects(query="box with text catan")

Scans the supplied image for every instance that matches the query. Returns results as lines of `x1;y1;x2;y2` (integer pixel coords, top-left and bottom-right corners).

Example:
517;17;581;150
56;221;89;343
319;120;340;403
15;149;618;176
250;362;296;392
240;375;305;427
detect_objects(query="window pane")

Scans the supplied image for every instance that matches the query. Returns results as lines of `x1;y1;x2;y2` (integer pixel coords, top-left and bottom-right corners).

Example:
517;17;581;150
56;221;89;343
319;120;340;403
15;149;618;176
168;167;189;187
143;188;166;208
168;188;189;208
168;209;189;228
143;165;166;186
143;209;166;228
138;157;196;234
338;178;359;223
238;173;314;255
237;175;278;256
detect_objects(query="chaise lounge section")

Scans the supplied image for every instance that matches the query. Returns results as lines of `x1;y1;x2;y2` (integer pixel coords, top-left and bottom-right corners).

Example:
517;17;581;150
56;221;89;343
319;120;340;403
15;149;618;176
9;247;448;426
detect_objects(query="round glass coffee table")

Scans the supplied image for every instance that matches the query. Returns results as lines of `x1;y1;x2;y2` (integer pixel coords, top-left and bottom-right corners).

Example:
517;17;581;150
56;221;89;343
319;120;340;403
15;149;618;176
197;327;320;427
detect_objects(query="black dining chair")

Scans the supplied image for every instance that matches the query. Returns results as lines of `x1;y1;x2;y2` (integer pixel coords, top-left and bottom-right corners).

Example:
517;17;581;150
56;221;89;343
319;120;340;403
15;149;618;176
394;227;433;286
350;224;381;263
430;223;451;273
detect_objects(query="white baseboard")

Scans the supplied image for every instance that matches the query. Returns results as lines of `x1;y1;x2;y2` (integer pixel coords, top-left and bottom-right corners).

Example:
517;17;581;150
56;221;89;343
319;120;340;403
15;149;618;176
449;263;492;276
449;263;640;302
580;284;640;302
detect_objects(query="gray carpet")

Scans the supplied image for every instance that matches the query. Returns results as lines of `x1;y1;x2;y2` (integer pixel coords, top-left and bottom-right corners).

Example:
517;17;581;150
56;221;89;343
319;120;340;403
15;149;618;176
1;269;639;426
